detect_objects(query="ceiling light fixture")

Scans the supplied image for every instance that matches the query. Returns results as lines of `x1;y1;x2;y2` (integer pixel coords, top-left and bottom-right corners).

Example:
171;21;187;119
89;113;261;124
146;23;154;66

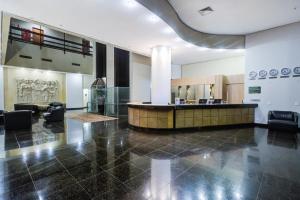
124;0;138;8
148;14;159;23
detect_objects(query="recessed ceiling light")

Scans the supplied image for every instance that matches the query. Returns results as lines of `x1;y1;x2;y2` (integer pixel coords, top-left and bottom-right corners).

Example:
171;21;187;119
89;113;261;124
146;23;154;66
123;0;138;8
148;14;159;23
163;27;174;34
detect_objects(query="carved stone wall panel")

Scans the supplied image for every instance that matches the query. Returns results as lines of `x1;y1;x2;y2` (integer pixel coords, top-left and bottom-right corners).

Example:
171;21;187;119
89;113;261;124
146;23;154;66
16;79;59;104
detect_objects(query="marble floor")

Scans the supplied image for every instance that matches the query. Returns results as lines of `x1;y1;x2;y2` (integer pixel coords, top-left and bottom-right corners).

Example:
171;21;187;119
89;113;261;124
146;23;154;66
0;115;300;200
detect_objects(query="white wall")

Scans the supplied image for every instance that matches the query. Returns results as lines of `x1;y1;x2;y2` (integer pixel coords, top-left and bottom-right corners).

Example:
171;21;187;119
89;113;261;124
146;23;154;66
0;14;4;110
0;66;3;110
66;73;83;109
245;22;300;125
182;56;245;78
172;64;181;79
130;53;151;102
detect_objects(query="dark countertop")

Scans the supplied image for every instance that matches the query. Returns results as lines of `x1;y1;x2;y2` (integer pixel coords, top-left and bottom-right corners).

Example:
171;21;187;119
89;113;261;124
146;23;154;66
128;103;258;110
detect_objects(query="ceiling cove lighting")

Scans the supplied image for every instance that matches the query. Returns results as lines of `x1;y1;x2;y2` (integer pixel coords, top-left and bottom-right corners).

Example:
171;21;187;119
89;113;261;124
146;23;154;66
185;43;193;48
197;47;209;51
123;0;138;8
235;49;245;53
216;48;226;52
148;14;160;23
163;27;174;34
174;37;183;42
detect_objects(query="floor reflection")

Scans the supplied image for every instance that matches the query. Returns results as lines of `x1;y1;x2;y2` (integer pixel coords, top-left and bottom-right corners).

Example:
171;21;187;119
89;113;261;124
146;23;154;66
0;115;299;199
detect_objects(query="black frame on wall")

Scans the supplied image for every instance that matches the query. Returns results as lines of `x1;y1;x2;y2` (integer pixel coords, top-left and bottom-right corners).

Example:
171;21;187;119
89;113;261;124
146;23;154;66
114;47;129;87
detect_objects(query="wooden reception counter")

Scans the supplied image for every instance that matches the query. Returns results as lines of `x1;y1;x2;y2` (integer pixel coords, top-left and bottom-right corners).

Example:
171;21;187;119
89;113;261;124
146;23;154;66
128;103;258;129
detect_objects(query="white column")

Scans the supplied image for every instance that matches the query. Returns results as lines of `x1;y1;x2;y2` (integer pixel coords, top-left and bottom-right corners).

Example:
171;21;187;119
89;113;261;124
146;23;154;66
66;73;83;109
0;66;4;110
151;46;171;104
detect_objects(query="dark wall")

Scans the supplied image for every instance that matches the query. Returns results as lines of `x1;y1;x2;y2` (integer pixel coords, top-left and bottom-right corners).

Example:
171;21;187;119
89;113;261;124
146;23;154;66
96;42;107;78
114;48;129;87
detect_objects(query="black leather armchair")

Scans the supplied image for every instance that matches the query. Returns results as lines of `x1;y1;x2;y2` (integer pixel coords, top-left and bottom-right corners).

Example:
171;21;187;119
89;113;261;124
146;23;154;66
268;111;299;132
4;110;32;131
14;104;39;115
0;110;4;125
47;102;66;112
43;106;65;122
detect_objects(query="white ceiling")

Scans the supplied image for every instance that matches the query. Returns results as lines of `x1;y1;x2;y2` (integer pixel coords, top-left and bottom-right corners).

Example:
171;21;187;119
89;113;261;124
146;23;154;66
0;0;244;65
169;0;300;35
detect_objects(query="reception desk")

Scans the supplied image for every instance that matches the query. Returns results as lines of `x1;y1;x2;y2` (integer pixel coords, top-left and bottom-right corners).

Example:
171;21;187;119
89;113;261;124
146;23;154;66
128;103;258;129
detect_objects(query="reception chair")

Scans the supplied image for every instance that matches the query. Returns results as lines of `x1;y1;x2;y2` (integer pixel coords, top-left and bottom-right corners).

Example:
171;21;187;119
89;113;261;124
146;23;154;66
268;111;298;133
43;106;65;122
0;110;4;125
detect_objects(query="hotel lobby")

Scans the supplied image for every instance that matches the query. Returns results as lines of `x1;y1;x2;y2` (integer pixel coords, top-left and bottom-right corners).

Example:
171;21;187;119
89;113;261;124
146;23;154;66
0;0;300;200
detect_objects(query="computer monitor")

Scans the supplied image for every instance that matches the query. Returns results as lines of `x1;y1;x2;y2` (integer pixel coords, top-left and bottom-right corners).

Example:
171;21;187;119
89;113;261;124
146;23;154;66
199;99;208;104
213;99;222;104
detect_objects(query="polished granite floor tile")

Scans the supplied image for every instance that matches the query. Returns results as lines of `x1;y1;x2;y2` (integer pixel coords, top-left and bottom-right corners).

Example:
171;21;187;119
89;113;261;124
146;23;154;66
0;115;300;200
79;171;127;199
0;182;38;200
42;183;90;200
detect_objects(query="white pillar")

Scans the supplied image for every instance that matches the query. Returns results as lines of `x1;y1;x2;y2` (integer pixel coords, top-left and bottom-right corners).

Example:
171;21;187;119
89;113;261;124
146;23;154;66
0;66;3;110
151;46;171;104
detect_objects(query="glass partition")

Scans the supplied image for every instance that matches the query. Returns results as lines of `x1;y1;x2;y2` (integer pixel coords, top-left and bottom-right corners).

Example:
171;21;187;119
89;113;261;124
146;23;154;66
88;87;130;117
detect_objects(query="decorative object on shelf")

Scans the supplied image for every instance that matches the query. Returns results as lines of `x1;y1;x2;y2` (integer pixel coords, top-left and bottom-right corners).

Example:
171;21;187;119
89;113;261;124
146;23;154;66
293;67;300;75
20;24;31;41
258;70;268;79
249;71;257;80
82;39;90;54
32;27;44;44
281;68;291;76
269;69;279;77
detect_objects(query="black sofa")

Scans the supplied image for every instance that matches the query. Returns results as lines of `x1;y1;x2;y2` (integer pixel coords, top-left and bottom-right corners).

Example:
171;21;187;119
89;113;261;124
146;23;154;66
14;103;39;115
0;110;4;125
43;106;65;122
268;111;299;132
47;102;66;112
4;110;32;131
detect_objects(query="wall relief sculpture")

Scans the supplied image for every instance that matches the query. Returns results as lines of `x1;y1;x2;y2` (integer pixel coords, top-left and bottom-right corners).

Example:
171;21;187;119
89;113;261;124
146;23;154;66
16;79;59;104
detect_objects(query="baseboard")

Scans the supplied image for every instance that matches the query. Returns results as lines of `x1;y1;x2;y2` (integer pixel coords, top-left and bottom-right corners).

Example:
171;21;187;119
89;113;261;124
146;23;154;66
254;123;268;128
66;107;87;111
255;123;300;131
